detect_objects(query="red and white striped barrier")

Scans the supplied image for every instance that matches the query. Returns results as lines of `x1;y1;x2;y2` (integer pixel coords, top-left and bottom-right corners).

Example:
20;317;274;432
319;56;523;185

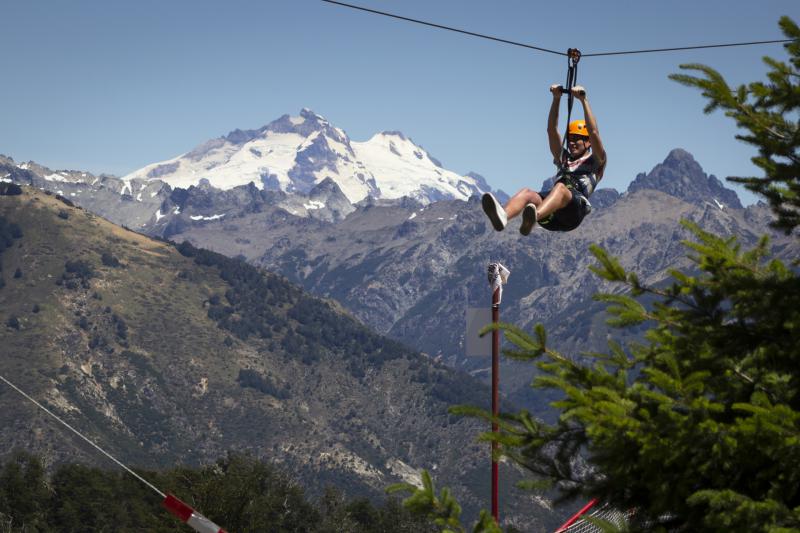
555;498;599;532
163;494;228;533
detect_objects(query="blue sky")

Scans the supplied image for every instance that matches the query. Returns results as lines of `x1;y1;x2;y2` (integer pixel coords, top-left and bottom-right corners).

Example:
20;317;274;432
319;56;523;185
1;1;797;205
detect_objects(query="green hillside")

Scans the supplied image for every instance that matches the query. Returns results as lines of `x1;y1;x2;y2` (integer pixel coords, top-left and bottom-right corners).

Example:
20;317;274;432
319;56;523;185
0;187;553;530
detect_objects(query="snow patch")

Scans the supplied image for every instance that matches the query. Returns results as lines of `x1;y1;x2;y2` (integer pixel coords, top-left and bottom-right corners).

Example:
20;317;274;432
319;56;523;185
18;162;29;170
352;133;477;203
303;200;325;210
190;213;225;221
173;206;181;214
119;113;482;207
408;212;417;220
713;198;724;210
136;192;142;201
155;210;165;222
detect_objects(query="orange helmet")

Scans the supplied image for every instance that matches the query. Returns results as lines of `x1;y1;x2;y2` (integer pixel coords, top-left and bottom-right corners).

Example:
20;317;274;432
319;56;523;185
568;120;590;137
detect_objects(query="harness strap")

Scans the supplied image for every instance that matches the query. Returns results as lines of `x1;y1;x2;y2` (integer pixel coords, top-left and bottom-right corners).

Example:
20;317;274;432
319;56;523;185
561;48;581;168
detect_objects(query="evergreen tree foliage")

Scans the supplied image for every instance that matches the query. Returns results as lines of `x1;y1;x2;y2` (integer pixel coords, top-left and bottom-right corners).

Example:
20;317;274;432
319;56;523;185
670;16;800;233
465;226;799;531
0;452;49;531
388;470;502;533
236;368;292;399
0;216;22;256
0;182;22;196
397;17;800;533
63;260;95;284
0;452;430;532
163;453;320;532
101;251;122;268
177;239;453;379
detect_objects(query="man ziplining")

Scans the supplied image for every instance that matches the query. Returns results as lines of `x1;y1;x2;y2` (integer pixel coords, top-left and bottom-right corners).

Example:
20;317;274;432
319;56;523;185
482;84;607;235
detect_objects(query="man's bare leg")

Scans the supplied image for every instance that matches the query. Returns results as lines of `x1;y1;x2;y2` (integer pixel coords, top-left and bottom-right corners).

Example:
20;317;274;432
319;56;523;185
535;183;572;220
504;188;543;220
483;184;572;233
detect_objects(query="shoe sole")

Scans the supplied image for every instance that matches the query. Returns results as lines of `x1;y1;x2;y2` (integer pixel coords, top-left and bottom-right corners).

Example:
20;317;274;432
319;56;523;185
520;204;537;235
482;194;506;231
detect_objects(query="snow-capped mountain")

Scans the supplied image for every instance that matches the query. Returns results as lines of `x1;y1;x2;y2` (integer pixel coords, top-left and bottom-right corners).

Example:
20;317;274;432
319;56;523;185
122;109;489;205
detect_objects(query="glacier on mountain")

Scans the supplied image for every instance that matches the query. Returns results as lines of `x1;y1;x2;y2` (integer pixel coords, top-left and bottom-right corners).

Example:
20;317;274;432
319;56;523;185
121;109;488;205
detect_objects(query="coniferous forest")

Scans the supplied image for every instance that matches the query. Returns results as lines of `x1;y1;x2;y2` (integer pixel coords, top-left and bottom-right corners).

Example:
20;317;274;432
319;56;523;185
0;451;435;532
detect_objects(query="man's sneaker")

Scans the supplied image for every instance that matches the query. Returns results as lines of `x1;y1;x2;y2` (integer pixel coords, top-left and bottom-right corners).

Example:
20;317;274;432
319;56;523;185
520;203;538;235
481;192;507;231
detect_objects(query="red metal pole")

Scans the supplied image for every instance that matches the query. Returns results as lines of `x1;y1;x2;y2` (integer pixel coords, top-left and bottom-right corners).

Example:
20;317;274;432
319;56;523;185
491;286;500;523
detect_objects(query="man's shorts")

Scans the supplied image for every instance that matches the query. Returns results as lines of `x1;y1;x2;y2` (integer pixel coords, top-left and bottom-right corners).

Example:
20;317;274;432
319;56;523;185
537;188;592;232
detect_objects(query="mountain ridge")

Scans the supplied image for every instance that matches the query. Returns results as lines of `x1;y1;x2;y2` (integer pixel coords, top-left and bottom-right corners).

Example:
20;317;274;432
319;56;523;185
628;148;743;209
0;186;554;530
154;151;795;412
119;108;496;206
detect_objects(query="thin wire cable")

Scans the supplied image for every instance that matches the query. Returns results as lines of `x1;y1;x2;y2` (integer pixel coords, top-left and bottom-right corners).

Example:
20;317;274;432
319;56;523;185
584;39;795;57
0;372;166;499
320;0;564;56
321;0;795;58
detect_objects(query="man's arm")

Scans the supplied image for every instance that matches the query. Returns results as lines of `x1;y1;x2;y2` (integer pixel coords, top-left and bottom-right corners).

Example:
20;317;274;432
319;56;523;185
573;85;607;177
547;84;563;162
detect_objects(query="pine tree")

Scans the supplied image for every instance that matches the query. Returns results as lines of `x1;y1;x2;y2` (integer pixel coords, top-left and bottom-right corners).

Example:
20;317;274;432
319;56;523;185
0;452;50;531
670;16;800;233
393;17;800;533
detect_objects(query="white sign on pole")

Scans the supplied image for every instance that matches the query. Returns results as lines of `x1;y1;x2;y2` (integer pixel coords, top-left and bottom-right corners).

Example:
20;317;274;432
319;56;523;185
465;307;492;357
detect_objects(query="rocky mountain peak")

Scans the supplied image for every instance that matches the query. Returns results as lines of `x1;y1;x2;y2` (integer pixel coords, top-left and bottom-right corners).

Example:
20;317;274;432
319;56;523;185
224;127;266;145
307;177;355;220
466;172;508;202
224;111;337;146
261;109;342;141
663;148;702;172
310;176;344;196
380;130;407;141
627;148;743;209
36;109;500;209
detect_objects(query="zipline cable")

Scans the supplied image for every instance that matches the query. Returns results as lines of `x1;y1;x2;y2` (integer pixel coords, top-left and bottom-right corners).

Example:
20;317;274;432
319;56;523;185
0;372;165;499
320;0;564;56
0;372;229;531
584;39;796;57
321;0;795;57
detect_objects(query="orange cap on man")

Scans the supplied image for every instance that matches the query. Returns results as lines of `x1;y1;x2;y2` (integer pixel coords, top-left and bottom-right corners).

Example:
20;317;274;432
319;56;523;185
568;120;590;137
